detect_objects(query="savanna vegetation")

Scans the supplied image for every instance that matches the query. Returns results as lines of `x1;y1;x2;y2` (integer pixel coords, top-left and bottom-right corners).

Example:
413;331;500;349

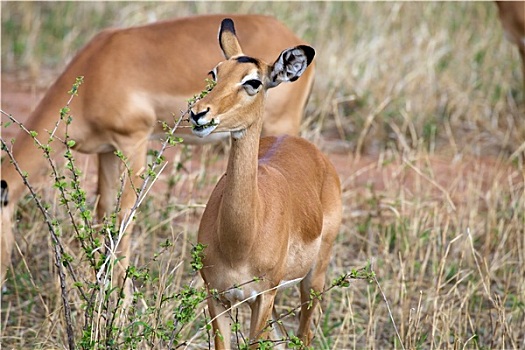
1;2;524;349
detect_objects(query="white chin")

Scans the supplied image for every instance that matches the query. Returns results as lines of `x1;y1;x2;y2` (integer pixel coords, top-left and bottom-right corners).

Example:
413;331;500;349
192;124;218;138
231;129;247;139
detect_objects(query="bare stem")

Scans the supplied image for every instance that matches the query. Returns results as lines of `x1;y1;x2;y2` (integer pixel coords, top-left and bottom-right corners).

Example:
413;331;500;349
0;137;76;350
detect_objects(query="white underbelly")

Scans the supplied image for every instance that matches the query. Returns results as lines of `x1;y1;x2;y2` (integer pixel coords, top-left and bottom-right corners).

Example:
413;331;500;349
277;277;304;290
221;276;305;306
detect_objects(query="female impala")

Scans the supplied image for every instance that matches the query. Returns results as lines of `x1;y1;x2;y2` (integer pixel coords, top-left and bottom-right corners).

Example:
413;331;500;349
0;14;315;288
191;19;342;348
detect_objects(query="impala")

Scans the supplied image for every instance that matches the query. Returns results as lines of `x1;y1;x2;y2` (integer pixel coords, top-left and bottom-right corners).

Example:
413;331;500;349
191;19;342;348
495;1;525;90
0;14;315;287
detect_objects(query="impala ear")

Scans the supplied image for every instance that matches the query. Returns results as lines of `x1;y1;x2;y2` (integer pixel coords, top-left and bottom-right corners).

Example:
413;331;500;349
219;18;243;59
1;180;8;207
268;45;315;88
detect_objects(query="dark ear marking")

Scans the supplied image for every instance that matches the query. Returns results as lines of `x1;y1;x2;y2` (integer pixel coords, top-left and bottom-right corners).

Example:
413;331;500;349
220;18;236;36
219;18;236;55
297;45;315;66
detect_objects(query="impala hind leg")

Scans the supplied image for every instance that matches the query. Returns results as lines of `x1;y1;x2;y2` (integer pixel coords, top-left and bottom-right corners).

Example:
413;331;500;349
298;209;341;344
297;269;323;345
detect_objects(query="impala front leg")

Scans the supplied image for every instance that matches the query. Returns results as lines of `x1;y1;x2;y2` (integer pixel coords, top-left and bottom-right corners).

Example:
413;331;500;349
96;137;148;297
207;296;232;350
97;151;125;281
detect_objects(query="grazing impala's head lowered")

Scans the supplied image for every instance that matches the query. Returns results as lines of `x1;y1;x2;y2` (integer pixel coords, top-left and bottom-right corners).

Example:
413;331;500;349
190;18;315;139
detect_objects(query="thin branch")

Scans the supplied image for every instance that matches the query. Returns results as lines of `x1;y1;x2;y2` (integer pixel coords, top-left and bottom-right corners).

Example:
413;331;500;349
370;262;405;350
0;137;76;350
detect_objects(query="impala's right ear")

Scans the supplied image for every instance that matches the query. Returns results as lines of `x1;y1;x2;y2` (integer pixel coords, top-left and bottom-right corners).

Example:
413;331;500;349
268;45;315;88
219;18;243;59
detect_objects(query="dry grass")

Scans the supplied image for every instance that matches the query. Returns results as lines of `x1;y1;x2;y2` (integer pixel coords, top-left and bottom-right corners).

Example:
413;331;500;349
1;2;525;349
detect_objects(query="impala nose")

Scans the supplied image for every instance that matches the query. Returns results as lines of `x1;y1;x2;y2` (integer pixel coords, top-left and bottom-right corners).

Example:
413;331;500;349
190;107;210;125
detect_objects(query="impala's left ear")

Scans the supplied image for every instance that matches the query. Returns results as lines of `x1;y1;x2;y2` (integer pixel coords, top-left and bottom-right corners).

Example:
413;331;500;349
219;18;243;59
267;45;315;88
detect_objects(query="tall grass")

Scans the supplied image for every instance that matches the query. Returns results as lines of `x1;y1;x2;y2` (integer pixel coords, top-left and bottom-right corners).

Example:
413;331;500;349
1;2;524;349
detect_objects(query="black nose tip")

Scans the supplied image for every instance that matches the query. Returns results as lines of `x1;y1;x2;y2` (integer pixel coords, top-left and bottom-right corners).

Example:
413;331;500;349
190;107;210;124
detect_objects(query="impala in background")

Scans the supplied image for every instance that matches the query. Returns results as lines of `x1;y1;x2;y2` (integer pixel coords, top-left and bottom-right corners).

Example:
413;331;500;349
0;14;315;290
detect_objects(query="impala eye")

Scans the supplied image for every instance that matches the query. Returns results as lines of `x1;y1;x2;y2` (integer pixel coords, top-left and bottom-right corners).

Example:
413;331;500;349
242;79;262;96
243;79;262;90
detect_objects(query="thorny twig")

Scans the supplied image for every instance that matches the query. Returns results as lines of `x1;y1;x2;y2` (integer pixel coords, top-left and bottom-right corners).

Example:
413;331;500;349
0;135;76;350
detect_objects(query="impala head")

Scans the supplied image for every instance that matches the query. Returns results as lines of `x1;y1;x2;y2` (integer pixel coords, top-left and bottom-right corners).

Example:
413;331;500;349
190;18;315;139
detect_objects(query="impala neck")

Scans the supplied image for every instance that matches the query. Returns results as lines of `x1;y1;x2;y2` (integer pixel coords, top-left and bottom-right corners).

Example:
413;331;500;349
217;113;264;256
